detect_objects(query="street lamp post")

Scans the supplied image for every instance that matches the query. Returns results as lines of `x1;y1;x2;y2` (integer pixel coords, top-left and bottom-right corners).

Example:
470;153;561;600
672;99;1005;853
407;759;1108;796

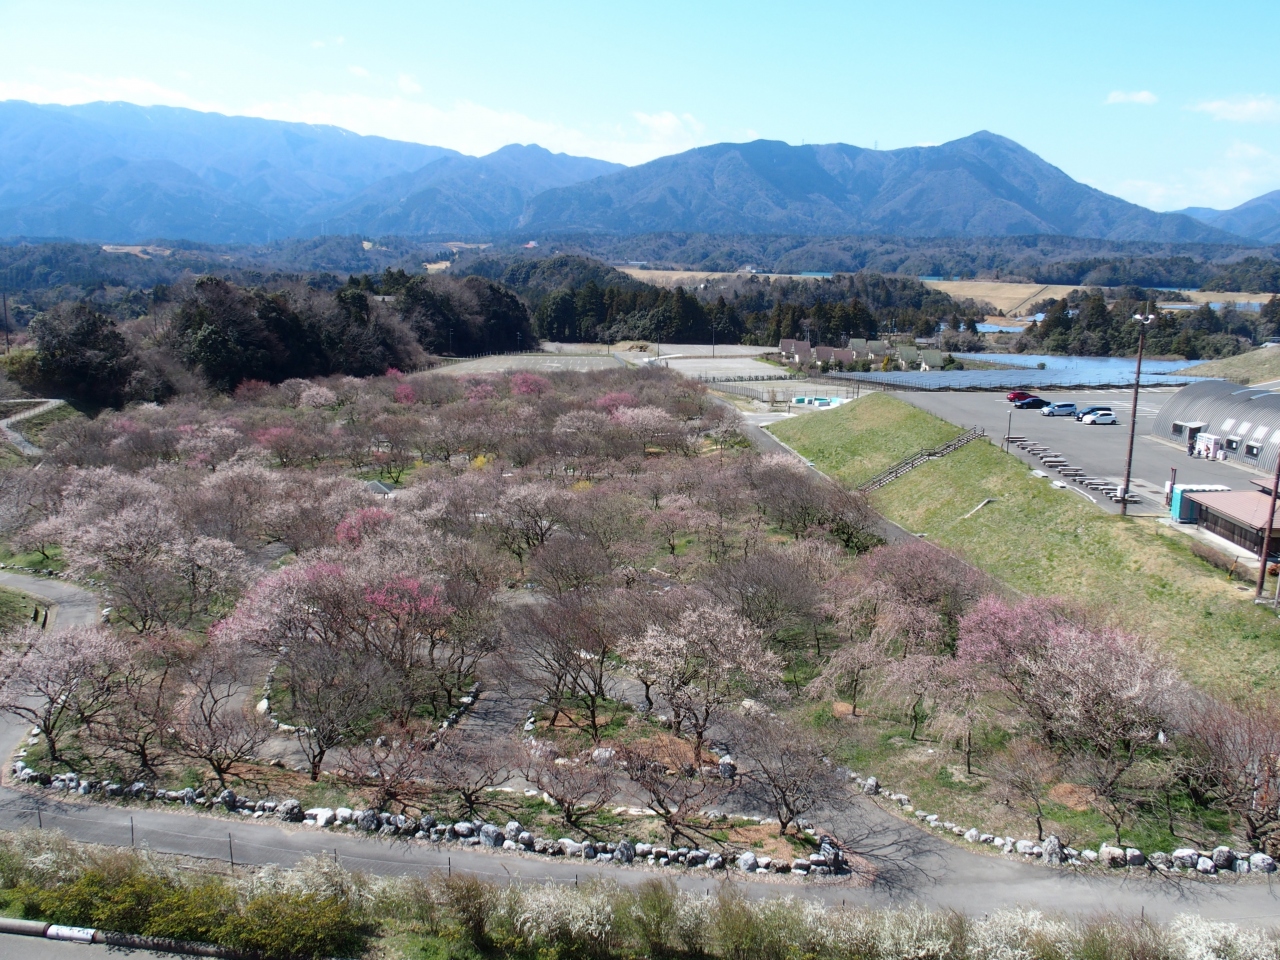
1119;304;1155;517
1254;445;1280;598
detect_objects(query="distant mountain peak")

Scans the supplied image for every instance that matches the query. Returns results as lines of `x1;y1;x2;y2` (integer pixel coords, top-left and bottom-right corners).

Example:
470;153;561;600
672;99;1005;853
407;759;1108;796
518;135;1243;243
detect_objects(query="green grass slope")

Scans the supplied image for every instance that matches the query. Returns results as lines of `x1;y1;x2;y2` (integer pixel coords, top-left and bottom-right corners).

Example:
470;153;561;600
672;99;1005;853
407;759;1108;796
770;394;1280;695
768;392;962;487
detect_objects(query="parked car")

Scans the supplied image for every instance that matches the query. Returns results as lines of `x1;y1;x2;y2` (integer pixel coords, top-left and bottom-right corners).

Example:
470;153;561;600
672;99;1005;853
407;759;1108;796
1075;405;1113;421
1014;396;1050;409
1082;411;1118;425
1041;402;1078;417
1007;391;1034;402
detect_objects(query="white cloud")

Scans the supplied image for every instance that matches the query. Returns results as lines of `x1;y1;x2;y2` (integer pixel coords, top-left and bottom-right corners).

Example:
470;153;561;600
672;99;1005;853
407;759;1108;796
633;110;704;144
1191;95;1280;122
243;91;710;163
1104;140;1280;210
397;74;422;95
347;65;369;78
1105;90;1157;105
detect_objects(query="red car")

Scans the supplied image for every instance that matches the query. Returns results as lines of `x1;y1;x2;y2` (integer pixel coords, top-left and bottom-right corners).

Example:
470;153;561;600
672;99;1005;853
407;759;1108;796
1007;391;1034;402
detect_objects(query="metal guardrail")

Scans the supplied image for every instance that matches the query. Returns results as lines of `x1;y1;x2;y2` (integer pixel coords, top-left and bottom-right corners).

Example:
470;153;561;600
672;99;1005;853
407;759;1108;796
695;373;803;383
858;427;986;492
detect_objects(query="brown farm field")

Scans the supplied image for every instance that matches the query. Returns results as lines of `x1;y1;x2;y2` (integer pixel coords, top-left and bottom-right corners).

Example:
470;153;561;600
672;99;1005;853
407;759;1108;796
922;281;1081;315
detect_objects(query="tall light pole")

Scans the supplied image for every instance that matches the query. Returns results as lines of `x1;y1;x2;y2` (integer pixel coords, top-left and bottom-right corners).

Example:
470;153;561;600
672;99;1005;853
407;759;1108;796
1119;304;1155;517
1255;449;1280;598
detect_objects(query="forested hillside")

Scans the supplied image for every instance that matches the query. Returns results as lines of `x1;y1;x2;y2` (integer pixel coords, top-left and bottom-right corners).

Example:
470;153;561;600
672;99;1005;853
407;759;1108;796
1016;290;1280;359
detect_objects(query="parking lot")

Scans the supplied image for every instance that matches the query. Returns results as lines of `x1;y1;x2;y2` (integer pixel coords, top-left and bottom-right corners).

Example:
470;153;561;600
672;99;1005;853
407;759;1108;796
899;389;1260;516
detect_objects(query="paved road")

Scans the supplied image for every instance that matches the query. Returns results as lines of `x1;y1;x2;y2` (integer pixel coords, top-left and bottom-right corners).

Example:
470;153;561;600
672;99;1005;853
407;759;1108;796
899;389;1255;516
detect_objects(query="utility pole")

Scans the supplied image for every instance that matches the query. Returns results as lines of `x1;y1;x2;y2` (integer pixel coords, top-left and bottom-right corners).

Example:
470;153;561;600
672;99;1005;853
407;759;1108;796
1255;451;1280;598
1120;304;1155;517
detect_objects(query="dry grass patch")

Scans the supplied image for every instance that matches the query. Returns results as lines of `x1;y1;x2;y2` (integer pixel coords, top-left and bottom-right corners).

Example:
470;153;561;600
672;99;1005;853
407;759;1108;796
1182;348;1280;384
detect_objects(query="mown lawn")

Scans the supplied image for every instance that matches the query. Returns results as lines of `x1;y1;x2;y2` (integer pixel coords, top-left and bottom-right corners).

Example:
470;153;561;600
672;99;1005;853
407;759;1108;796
768;392;962;488
770;393;1280;697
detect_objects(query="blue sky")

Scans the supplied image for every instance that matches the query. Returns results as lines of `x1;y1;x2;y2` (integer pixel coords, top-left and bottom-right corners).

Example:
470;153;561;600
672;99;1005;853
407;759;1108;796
3;0;1279;210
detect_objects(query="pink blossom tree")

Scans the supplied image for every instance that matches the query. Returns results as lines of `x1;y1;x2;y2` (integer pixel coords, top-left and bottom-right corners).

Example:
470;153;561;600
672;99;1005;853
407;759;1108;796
510;372;552;397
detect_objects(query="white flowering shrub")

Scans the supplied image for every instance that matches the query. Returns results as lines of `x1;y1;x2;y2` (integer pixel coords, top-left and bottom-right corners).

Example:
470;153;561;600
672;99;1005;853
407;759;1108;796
4;831;1280;960
512;881;618;955
871;905;962;960
1170;914;1280;960
966;909;1075;960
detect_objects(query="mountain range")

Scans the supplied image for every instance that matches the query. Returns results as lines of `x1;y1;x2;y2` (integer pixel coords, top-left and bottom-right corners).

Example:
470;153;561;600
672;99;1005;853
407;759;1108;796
1176;191;1280;245
0;99;1276;245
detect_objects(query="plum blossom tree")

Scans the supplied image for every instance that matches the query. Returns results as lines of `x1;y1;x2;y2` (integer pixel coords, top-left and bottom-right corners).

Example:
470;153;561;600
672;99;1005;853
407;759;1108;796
959;595;1178;844
483;482;566;568
616;739;729;846
520;741;615;830
337;736;433;814
63;506;247;633
988;741;1060;842
426;730;515;817
503;594;620;741
0;625;128;766
84;632;189;783
214;555;471;722
611;405;688;455
618;601;780;763
169;639;270;789
298;385;337;408
286;644;395;780
1182;698;1280;854
510;372;552;397
730;714;846;837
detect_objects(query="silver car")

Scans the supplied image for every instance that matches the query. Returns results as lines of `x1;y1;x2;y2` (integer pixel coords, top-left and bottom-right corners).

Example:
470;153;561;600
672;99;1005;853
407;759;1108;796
1041;402;1077;417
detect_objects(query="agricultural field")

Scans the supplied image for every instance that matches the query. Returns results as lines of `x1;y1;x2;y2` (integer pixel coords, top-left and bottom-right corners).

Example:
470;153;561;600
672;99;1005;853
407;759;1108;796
922;281;1082;315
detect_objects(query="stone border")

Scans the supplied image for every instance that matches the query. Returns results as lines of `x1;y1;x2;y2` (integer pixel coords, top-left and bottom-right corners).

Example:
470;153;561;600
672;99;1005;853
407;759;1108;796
847;772;1276;878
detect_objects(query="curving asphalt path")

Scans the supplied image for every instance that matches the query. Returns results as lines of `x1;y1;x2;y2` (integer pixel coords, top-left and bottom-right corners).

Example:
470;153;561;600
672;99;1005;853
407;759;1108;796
2;541;1280;930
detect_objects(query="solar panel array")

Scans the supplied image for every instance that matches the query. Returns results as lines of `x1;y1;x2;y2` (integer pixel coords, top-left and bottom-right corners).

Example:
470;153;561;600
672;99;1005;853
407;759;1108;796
822;370;1212;391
